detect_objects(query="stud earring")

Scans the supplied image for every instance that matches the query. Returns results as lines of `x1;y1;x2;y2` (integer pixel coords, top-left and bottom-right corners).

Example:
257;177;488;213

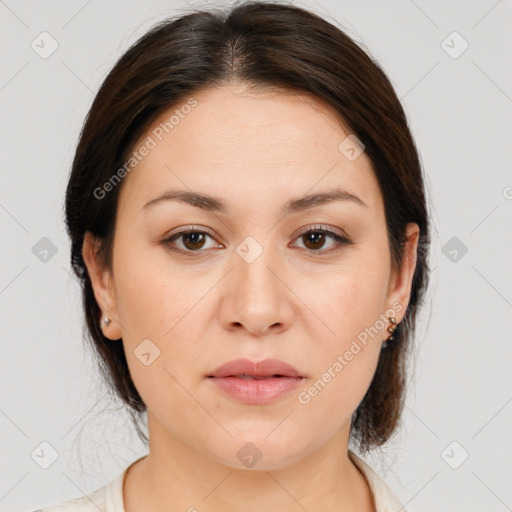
387;315;397;339
103;317;111;326
382;315;398;349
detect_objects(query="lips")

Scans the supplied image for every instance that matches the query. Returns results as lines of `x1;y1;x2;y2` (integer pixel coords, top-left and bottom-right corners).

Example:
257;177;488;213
207;358;304;405
208;358;302;379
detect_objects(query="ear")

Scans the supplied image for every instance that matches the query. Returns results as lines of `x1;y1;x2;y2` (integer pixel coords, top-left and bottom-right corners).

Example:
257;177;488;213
386;222;420;322
82;231;122;340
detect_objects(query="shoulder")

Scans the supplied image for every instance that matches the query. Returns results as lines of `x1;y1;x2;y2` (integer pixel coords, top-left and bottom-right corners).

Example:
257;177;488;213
32;482;107;512
32;457;142;512
348;450;408;512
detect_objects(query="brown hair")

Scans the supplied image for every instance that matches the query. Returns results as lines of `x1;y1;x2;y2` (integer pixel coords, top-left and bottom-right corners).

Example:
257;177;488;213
65;0;431;454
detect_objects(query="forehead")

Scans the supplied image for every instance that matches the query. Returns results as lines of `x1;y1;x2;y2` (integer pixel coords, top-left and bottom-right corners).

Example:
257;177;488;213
117;84;382;215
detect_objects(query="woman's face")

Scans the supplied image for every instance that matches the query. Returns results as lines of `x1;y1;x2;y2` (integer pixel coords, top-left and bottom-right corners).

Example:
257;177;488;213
84;83;419;470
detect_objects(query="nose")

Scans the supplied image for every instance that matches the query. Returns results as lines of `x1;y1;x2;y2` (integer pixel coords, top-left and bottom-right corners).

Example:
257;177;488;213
218;247;293;337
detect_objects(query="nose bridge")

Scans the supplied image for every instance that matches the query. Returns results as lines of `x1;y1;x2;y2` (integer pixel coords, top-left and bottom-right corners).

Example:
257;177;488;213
235;233;283;299
224;233;291;334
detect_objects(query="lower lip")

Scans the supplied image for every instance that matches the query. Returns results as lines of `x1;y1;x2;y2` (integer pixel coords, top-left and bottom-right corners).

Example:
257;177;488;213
208;376;303;405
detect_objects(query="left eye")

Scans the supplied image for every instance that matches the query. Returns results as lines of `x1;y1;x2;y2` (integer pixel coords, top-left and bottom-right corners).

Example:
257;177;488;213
161;226;352;255
292;227;352;252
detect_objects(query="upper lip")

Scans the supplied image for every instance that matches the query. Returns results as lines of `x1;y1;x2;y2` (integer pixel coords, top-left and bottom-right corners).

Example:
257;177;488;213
208;358;303;378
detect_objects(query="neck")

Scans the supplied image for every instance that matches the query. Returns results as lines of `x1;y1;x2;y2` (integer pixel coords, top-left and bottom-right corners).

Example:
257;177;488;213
123;414;375;512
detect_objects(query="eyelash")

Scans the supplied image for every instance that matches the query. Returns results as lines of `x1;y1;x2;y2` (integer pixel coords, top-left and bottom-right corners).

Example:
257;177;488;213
160;224;353;257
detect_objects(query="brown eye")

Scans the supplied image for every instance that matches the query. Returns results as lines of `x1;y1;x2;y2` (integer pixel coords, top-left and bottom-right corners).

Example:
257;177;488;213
162;228;220;254
181;232;207;250
301;231;327;250
161;225;352;257
292;226;353;253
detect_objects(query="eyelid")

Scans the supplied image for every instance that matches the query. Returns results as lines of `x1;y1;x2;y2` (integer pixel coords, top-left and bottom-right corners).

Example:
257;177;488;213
295;223;351;240
166;224;218;238
165;223;351;241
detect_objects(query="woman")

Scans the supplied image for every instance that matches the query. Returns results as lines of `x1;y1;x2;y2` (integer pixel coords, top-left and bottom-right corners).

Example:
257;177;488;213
35;1;431;510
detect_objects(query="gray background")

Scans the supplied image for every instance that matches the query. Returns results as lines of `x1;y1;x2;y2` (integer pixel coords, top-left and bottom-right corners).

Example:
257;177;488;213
1;0;511;511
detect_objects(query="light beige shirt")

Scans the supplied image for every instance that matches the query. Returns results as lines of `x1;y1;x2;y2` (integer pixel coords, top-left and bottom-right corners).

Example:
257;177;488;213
34;450;407;512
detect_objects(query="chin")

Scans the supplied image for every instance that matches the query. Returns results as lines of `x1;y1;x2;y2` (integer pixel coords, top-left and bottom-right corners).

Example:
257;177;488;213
206;433;316;471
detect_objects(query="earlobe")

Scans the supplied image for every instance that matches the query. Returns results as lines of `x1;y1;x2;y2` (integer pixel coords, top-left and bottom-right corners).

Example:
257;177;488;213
82;231;122;340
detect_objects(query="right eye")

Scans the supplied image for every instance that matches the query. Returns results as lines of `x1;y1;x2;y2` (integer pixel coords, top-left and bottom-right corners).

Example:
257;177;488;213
160;227;222;255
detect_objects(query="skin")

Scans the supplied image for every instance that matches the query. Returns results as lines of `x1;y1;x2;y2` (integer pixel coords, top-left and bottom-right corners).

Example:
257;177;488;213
83;83;419;512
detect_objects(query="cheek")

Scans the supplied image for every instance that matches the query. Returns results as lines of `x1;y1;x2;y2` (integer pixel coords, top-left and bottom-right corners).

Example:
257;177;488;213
112;247;207;394
113;243;193;339
296;326;382;438
311;270;386;346
296;267;386;415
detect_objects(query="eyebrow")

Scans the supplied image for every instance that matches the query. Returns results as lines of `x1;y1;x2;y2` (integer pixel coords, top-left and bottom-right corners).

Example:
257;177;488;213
142;187;367;215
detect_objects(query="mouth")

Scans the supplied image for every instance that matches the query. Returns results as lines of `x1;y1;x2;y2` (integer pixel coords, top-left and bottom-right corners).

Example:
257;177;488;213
207;358;304;405
228;374;290;380
207;358;303;379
